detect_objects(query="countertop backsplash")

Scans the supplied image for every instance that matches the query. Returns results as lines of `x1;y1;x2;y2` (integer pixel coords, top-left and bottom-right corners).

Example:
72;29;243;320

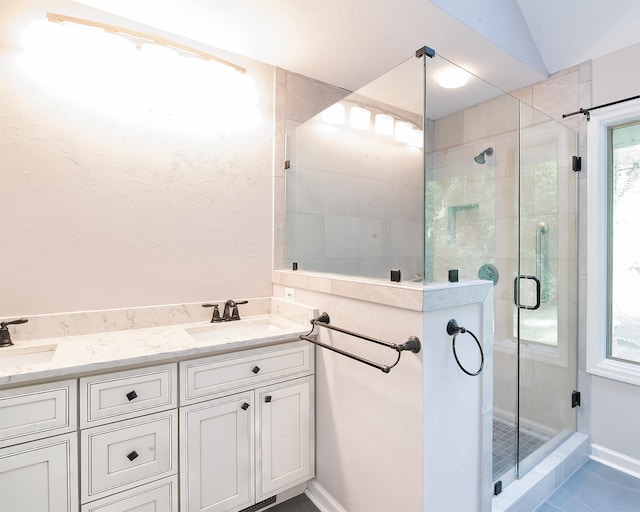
1;297;314;343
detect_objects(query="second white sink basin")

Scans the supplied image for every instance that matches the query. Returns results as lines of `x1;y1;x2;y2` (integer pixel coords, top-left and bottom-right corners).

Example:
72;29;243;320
186;315;305;343
0;344;57;370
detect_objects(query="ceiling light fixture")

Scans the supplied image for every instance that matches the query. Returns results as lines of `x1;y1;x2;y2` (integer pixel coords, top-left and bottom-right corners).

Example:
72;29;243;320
394;121;414;142
437;66;470;89
46;12;246;74
409;129;424;149
374;113;394;135
321;103;346;125
350;106;371;130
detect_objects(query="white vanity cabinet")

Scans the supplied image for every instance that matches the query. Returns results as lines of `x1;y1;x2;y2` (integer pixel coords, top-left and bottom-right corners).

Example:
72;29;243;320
0;380;78;512
79;363;178;511
179;341;315;512
256;376;314;500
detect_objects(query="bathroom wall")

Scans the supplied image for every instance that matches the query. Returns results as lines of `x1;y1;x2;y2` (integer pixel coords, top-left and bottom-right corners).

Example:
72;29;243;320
588;42;640;468
504;40;640;471
0;0;275;316
285;112;423;279
272;70;426;509
289;289;425;511
430;73;582;441
271;275;493;512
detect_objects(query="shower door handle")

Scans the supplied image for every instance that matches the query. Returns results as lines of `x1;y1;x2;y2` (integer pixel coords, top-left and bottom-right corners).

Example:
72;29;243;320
514;275;541;310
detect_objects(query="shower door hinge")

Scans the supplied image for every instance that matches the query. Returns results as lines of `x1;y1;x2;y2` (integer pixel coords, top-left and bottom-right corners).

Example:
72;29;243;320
572;155;582;172
415;45;435;59
571;390;581;408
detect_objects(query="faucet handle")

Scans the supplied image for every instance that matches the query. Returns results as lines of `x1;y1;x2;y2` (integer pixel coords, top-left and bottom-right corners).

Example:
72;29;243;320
0;318;29;328
229;300;248;321
0;318;28;347
202;303;222;323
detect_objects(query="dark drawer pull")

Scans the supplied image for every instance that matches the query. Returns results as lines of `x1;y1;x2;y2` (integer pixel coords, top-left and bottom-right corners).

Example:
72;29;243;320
252;366;260;374
126;450;139;461
126;390;138;401
265;395;272;403
241;402;250;410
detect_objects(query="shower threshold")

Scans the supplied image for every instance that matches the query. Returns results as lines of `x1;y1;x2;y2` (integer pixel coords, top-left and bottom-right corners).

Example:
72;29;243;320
492;431;589;512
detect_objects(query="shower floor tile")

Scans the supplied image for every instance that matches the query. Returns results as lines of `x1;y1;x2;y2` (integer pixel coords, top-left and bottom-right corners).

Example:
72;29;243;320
493;417;551;481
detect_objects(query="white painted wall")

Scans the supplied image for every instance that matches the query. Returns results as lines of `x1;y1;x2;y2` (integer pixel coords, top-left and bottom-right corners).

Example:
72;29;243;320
273;280;493;512
288;289;425;512
587;42;640;468
0;1;275;316
422;284;493;512
592;42;640;106
591;376;640;462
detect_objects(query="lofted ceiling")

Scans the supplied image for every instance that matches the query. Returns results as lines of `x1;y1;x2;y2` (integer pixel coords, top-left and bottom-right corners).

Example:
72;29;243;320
69;0;640;95
4;0;639;120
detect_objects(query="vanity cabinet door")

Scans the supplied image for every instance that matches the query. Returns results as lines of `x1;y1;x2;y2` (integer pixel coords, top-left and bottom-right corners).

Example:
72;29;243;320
256;376;314;499
80;363;176;428
180;342;313;406
81;410;178;503
0;379;77;448
180;391;255;512
81;475;178;512
0;433;78;512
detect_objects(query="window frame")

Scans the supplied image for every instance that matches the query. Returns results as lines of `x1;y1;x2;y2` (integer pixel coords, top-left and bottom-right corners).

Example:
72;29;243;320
586;98;640;386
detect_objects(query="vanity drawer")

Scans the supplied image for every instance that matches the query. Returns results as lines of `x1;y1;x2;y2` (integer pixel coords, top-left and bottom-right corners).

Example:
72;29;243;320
80;363;176;428
81;475;178;512
81;410;178;503
180;341;313;405
0;379;77;448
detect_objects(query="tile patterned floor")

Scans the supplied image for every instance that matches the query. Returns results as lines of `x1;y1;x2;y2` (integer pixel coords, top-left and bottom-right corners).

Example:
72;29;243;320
534;460;640;512
268;494;320;512
267;461;640;512
493;417;551;480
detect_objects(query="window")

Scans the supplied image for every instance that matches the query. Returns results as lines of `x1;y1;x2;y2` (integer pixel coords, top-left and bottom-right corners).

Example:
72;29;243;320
609;122;640;364
587;99;640;385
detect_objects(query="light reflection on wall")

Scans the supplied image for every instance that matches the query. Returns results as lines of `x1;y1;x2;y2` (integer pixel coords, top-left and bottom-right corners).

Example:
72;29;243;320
18;19;260;134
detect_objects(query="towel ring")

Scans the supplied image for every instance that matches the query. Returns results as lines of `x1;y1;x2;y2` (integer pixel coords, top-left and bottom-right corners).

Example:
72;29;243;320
446;319;484;376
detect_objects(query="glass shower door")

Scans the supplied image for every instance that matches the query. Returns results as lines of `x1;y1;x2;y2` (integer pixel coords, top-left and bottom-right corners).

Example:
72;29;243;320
515;103;578;477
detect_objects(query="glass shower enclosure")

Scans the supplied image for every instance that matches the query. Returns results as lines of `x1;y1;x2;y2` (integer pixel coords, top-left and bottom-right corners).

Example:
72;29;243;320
283;49;578;489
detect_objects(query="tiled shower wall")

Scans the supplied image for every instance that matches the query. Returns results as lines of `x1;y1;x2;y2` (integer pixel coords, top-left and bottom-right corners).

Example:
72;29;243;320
273;69;350;273
512;64;591;438
429;64;590;435
285;115;423;278
275;72;423;279
274;62;592;438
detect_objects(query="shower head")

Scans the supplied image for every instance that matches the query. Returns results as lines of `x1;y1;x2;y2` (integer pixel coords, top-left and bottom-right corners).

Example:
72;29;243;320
474;147;494;164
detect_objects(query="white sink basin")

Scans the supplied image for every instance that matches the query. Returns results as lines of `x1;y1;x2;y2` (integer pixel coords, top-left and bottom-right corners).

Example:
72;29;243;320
0;344;57;370
186;316;304;343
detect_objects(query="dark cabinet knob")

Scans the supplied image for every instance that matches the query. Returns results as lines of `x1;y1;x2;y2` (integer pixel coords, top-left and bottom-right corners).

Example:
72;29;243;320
126;391;138;401
241;402;250;410
126;450;139;461
252;366;260;374
265;395;272;403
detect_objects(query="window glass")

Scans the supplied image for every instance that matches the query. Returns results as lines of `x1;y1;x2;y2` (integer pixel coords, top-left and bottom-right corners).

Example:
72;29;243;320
610;122;640;364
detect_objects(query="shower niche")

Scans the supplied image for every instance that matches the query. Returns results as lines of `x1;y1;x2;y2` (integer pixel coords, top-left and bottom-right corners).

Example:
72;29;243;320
282;48;578;490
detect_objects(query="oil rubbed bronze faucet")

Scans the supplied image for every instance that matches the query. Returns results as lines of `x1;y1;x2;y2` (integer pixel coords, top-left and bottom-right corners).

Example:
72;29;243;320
202;300;248;323
0;318;29;347
222;299;248;321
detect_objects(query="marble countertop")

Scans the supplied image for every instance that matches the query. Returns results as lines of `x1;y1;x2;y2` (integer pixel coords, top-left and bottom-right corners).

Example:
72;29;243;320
0;313;313;387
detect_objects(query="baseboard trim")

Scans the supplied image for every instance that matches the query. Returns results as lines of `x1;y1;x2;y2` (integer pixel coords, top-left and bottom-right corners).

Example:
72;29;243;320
305;480;347;512
591;444;640;479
